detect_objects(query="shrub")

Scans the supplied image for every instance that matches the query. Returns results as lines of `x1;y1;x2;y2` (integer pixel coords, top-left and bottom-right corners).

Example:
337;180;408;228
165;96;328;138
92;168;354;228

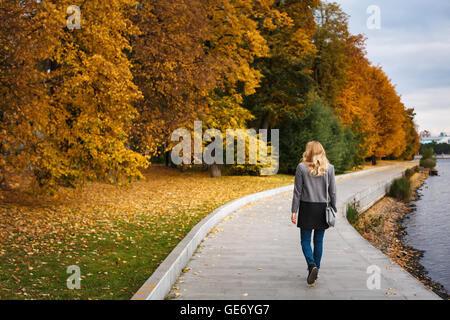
419;157;436;169
369;214;384;228
226;164;261;176
404;168;414;179
346;203;359;228
388;177;411;201
413;165;420;173
421;146;434;159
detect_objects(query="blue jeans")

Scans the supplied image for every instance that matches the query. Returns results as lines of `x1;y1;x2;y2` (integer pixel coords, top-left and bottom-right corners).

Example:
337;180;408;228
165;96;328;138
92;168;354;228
300;228;325;269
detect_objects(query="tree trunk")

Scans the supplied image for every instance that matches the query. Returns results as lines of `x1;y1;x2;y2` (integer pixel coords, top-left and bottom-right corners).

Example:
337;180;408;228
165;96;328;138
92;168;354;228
165;150;177;168
209;164;221;177
0;176;10;191
261;113;269;130
165;150;171;167
371;155;377;165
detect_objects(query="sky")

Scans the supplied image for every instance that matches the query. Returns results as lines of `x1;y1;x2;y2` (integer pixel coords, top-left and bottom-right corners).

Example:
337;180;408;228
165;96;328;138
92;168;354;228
331;0;450;136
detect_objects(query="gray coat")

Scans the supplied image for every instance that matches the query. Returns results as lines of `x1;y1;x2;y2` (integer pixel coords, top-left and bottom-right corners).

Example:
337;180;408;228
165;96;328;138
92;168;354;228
291;162;337;215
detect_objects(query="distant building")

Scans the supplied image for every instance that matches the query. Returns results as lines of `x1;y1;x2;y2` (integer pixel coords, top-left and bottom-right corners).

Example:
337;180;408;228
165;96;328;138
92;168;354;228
420;130;431;138
421;136;450;144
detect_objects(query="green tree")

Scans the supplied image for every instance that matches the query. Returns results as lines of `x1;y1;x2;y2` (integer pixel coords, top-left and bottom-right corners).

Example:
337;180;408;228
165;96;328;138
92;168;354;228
244;0;319;130
279;97;357;174
420;141;450;155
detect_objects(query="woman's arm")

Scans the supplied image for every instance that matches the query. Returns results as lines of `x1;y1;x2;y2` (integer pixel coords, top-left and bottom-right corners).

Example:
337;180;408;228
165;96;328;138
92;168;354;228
328;165;337;212
291;164;303;214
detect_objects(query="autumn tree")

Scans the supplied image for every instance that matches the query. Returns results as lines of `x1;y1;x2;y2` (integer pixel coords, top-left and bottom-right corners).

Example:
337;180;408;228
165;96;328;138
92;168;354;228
312;1;351;108
336;34;414;162
399;108;421;160
335;34;378;163
41;0;148;190
0;1;49;191
129;0;217;162
1;0;148;194
368;66;408;159
244;0;319;129
203;0;293;176
130;0;277;176
204;1;289;130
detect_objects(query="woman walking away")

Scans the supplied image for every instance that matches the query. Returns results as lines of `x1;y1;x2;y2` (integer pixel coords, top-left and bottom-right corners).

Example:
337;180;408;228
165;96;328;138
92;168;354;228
291;141;337;285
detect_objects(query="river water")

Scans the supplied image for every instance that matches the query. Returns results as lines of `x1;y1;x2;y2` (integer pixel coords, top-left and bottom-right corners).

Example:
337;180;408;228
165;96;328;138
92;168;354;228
403;159;450;292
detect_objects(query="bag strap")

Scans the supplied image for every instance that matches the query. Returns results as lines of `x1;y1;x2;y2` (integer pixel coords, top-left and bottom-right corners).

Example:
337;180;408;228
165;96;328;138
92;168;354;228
325;168;329;208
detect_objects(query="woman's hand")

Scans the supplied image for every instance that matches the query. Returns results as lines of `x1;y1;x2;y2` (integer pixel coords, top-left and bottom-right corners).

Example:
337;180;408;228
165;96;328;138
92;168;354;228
291;212;297;225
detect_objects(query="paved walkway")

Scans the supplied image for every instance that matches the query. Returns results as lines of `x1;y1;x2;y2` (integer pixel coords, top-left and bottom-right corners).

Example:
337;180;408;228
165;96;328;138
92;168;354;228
166;163;440;300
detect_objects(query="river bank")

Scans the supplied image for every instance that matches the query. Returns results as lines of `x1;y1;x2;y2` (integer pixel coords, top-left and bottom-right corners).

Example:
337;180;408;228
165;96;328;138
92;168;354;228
352;169;449;300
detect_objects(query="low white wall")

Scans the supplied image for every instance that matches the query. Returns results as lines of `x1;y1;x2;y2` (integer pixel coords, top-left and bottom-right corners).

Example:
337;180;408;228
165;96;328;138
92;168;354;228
340;171;404;215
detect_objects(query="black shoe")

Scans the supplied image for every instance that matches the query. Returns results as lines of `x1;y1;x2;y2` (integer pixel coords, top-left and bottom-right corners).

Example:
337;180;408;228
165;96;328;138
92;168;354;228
307;264;318;285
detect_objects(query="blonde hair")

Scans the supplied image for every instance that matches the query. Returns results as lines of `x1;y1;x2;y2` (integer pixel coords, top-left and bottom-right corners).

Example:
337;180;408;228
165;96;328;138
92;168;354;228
302;141;329;176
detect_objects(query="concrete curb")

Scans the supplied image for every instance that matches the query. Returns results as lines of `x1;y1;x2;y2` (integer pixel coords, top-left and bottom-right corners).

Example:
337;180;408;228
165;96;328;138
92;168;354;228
131;161;417;300
340;171;403;215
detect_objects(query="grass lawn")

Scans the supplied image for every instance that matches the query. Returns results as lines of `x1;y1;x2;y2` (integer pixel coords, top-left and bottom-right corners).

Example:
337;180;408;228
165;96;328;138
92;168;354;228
0;166;294;299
